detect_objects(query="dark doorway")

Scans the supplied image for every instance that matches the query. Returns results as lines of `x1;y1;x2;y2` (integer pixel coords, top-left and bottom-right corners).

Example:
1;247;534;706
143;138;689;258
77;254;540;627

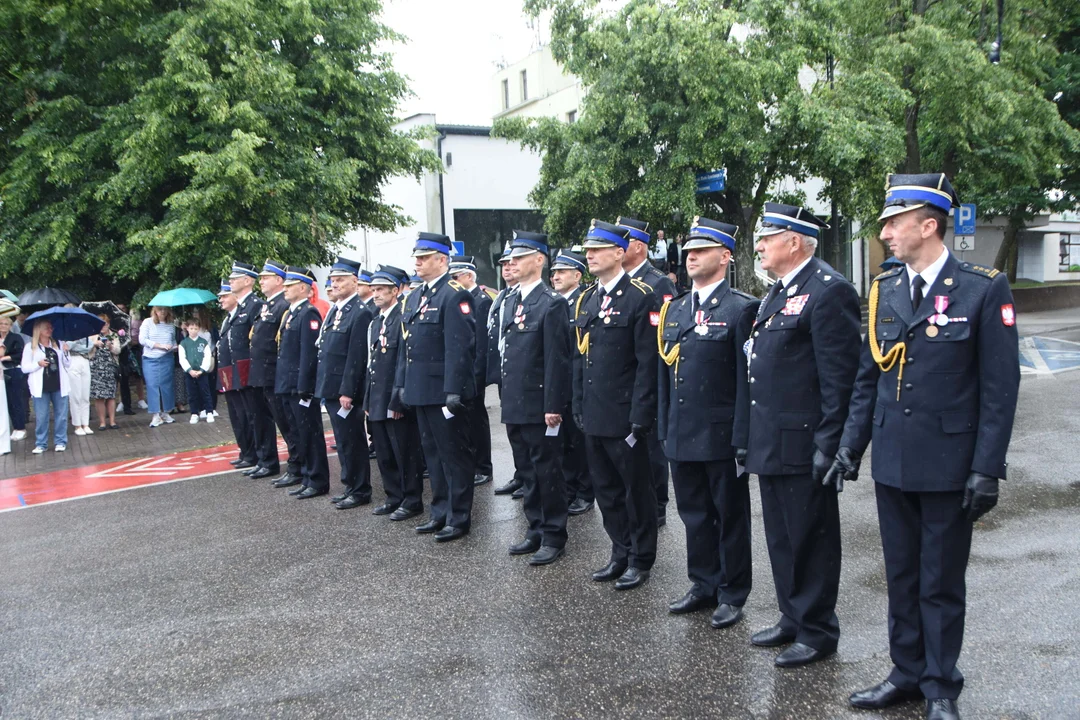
453;209;546;289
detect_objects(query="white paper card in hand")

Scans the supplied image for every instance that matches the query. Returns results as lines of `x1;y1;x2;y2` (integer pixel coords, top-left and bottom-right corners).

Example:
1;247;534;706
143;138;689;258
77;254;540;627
387;409;395;419
735;459;746;477
545;424;561;437
298;398;311;408
337;405;352;419
442;406;454;420
625;432;637;448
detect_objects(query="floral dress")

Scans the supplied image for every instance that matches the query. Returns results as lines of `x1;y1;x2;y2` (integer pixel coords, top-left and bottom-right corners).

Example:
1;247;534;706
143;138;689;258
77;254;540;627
90;333;122;399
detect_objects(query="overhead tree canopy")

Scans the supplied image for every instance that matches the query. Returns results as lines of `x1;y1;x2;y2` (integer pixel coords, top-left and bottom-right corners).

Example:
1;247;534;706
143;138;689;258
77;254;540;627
0;0;438;304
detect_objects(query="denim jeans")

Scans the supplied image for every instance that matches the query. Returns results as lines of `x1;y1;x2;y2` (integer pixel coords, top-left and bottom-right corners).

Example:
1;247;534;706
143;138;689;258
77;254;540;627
142;355;175;414
34;391;68;448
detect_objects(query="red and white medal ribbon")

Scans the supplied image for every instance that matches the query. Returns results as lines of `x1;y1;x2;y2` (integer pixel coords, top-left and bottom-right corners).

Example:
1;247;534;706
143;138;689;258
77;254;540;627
930;295;949;326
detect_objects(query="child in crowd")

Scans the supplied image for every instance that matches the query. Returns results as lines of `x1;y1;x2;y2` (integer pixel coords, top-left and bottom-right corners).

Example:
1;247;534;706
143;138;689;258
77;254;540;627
179;317;215;424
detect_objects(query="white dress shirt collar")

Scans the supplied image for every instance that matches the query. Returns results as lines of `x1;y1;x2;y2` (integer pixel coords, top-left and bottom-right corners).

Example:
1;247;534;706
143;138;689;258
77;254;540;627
336;293;357;310
781;255;815;289
517;278;543;302
906;246;950;297
600;270;627;295
691;278;725;304
427;272;448;292
626;259;648;279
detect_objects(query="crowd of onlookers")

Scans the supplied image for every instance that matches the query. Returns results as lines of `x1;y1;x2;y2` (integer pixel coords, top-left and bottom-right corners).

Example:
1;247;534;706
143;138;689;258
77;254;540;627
0;303;221;456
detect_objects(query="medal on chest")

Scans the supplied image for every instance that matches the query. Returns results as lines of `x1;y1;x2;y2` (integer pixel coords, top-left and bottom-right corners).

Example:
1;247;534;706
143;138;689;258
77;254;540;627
418;294;430;319
694;309;709;335
513;303;525;327
599;294;616;324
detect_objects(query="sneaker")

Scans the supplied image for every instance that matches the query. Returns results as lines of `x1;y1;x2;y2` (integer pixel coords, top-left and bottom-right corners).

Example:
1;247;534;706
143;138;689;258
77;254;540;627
137;399;148;409
116;403;124;413
162;412;175;424
190;414;200;424
11;430;26;441
55;444;66;452
83;426;94;435
33;446;45;454
206;414;216;424
149;415;163;428
199;411;207;418
212;410;220;417
74;427;86;436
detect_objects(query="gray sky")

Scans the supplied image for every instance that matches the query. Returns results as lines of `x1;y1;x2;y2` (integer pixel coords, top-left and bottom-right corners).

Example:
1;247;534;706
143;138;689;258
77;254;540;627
380;0;546;126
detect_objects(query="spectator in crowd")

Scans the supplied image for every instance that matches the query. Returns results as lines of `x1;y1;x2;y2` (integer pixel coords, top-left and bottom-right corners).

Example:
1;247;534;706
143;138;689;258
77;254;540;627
650;230;670;272
667;233;683;277
67;309;95;436
89;314;123;430
0;349;8;455
21;319;71;453
172;319;189;414
0;308;29;441
179;316;215;424
115;303;143;416
139;306;178;427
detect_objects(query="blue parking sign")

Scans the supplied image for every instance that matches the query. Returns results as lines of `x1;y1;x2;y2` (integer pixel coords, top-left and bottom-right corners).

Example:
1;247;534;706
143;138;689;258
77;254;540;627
451;240;465;257
954;204;976;235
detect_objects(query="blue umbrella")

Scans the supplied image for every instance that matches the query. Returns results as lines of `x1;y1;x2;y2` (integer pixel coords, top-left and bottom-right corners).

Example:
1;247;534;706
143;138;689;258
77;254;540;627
22;307;107;341
147;288;219;307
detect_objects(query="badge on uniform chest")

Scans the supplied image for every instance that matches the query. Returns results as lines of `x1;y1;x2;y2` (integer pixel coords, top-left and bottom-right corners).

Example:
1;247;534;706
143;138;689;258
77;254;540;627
782;294;810;316
598;294;621;323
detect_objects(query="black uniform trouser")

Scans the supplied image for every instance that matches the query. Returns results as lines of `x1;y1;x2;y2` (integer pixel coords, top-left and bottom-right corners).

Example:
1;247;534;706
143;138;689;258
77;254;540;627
561;405;591;503
268;389;301;475
288;395;329;492
324;398;370;498
224;389;256;463
415;403;475;528
646;426;670;515
507;423;568;548
369;415;424;511
585;434;657;570
239;386;279;471
875;483;972;701
469;382;492;476
758;472;841;653
672;459;752;606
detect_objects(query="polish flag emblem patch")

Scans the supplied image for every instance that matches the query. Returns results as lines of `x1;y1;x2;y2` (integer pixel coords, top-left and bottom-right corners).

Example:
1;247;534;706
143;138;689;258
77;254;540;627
1001;304;1015;326
649;311;660;327
460;302;471;314
310;320;320;330
663;294;673;303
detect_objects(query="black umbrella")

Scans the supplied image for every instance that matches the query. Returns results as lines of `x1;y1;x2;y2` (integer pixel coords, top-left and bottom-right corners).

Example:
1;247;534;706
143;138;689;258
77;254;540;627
80;300;130;335
17;287;81;313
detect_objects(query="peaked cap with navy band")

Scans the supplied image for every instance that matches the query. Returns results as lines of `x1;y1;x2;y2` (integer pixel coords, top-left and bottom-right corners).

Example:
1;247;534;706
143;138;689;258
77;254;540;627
328;256;361;278
284;266;316;286
371;264;410;287
218;280;232;296
449;255;477;274
357;268;374;285
497;242;514;264
412;231;452;257
757;202;830;239
259;259;287;278
551;250;587;273
583;219;631;250
685;216;738;250
616;216;650;244
325;276;332;288
509;230;549;257
879;173;960;221
229;261;259;279
409;274;423;286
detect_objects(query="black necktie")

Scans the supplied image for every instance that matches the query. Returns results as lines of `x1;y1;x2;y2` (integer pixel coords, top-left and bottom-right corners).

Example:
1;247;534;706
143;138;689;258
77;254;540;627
911;275;926;313
768;280;784;304
692;291;701;314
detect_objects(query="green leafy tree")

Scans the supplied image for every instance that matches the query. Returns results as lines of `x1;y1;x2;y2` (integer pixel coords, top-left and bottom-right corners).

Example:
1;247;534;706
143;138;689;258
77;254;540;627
0;0;437;304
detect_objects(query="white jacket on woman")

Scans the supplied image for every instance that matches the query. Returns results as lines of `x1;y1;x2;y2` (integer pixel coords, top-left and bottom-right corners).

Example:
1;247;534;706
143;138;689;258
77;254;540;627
21;341;71;398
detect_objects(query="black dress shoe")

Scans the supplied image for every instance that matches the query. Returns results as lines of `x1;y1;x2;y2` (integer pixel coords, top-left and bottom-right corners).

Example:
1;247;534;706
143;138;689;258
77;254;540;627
849;681;922;710
751;624;797;647
390;506;422;521
592;561;628;582
330;493;349;503
295;487;327;499
615;567;650;591
330;444;337;450
234;460;256;469
372;503;399;516
229;459;244;467
241;466;260;476
529;546;564;566
511;486;525;500
710;603;744;629
434;526;468;542
368;448;377;459
288;485;308;496
494;478;523;495
926;699;960;720
774;642;834;668
567;498;594;515
416;519;445;534
473;474;492;486
335;495;370;510
273;475;302;488
668;591;717;615
249;467;275;479
509;538;542;556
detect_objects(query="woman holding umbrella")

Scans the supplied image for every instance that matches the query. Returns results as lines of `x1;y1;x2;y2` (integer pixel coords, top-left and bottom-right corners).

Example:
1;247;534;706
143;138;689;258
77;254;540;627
20;319;71;453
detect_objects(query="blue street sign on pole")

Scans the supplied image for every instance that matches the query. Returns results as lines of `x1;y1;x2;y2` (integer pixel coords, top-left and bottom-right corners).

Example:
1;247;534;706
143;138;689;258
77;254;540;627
451;240;465;257
954;203;976;235
695;169;727;194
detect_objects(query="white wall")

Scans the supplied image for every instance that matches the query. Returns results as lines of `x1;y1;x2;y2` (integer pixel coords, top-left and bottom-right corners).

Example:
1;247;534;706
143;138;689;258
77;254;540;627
493;45;583;121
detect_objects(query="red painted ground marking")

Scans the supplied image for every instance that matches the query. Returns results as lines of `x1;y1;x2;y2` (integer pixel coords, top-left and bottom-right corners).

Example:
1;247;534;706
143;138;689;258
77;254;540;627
0;433;336;513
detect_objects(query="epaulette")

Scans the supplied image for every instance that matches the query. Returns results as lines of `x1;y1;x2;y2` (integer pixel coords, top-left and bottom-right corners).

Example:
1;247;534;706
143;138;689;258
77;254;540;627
482;286;498;300
630;278;652;294
874;267;903;283
959;262;1000;279
646;265;666;279
668;289;690;303
448;279;465;291
732;289;758;302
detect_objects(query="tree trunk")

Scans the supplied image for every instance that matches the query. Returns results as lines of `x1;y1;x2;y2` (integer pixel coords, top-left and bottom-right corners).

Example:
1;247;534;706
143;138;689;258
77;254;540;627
903;96;921;173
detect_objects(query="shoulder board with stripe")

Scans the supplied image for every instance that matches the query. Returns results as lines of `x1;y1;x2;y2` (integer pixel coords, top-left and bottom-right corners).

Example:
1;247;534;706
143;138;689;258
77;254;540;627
959;262;1000;279
630;278;652;294
874;267;903;282
482;286;498;300
732;289;758;301
448;279;465;291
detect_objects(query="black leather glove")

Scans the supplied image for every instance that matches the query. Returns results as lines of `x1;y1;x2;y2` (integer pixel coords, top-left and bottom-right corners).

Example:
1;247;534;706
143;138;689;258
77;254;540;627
811;448;833;484
299;393;313;403
823;446;861;492
961;472;999;522
734;447;748;466
573;413;584;430
445;393;466;416
630;423;650;440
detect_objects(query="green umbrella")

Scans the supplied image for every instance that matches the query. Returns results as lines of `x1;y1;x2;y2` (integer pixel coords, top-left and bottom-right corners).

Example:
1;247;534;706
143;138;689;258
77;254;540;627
147;288;219;307
0;289;17;302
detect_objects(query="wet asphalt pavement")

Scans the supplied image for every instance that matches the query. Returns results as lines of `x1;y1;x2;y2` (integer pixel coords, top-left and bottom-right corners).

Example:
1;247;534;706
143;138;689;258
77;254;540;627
2;369;1079;719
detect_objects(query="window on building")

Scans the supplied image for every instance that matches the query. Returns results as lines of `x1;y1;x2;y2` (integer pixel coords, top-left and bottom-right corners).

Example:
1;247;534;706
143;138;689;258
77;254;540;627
520;70;528;102
501;79;509;110
1060;234;1080;272
566;110;577;124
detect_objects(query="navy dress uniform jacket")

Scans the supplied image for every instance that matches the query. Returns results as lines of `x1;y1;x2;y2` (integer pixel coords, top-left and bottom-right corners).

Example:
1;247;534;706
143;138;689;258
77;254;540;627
499;284;572;425
274;301;321;396
744;257;862;474
632;260;677;304
486;286;514;387
470;286;494;389
364;302;406;419
225;292;258;388
314;295;372;401
840;255;1020;488
249;292;288;388
658;282;757;462
396;274;476;406
572;274;661;437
